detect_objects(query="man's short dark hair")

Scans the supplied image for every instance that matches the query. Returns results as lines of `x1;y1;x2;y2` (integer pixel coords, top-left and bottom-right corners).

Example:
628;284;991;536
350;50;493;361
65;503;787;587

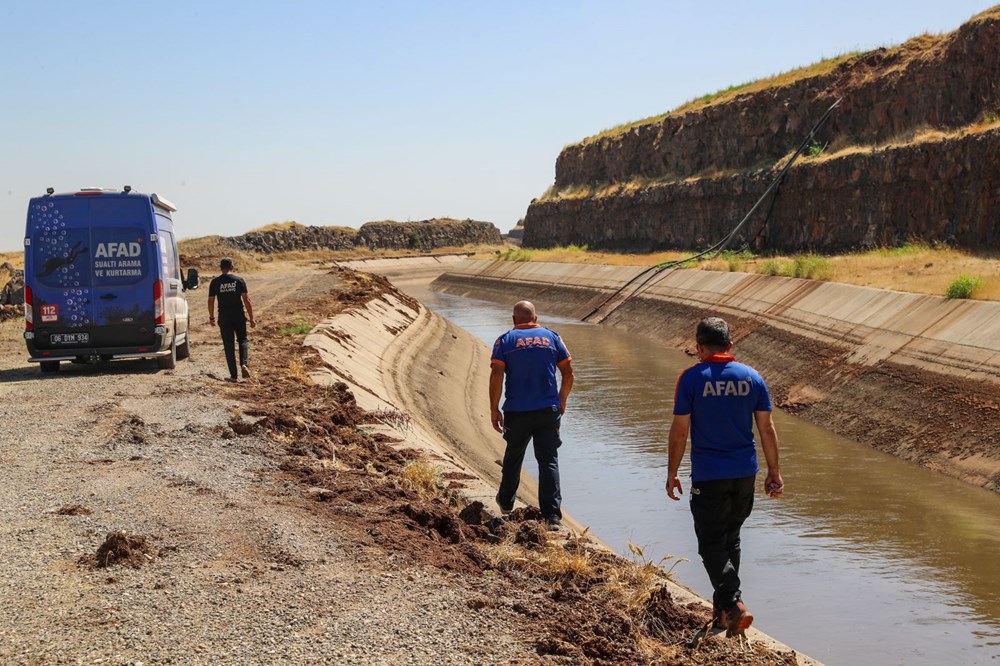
696;317;731;349
220;257;234;270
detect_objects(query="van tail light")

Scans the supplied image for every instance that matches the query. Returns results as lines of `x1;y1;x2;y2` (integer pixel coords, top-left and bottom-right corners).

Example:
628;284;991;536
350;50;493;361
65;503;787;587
154;280;164;325
24;285;33;331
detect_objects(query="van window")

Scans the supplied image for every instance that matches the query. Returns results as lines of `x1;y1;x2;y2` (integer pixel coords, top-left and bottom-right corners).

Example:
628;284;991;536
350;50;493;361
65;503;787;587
158;228;181;281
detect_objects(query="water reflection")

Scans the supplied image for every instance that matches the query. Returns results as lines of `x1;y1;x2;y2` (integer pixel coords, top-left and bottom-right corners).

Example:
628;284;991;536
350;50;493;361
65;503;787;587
409;286;1000;665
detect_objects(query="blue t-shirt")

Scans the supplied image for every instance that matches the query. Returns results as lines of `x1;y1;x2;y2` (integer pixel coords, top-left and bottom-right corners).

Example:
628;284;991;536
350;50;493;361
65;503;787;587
491;324;572;412
673;354;772;482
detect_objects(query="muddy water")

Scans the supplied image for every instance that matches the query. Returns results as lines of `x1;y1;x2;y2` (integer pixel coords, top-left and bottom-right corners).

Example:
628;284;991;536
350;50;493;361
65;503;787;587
409;286;1000;666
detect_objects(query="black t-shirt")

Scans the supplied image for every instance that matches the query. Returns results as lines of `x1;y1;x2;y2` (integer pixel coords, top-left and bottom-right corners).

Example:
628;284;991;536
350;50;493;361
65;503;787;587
209;273;248;322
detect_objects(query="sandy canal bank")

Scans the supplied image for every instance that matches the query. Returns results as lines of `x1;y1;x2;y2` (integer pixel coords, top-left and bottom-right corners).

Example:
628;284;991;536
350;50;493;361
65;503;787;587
430;259;1000;493
326;260;821;664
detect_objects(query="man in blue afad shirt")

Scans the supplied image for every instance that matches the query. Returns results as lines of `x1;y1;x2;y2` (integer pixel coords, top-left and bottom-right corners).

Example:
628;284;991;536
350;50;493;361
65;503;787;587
490;301;574;529
666;317;783;636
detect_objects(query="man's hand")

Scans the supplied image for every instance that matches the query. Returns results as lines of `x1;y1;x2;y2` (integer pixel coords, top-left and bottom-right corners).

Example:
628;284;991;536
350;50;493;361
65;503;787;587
765;471;784;497
490;407;505;434
666;473;683;500
249;318;256;328
559;396;568;414
209;318;216;327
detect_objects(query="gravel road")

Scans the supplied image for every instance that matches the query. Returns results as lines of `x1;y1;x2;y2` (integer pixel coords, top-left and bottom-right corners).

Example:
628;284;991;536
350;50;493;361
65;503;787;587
0;264;542;665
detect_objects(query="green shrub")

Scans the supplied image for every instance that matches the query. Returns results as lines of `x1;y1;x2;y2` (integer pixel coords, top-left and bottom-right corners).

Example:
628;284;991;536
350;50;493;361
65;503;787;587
945;275;984;299
280;323;313;335
866;242;929;257
756;260;783;276
789;255;834;280
721;247;754;272
498;248;534;262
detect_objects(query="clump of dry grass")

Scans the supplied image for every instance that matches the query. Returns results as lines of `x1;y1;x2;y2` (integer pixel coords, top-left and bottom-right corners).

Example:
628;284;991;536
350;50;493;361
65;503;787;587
287;356;312;384
399;459;443;498
485;526;596;579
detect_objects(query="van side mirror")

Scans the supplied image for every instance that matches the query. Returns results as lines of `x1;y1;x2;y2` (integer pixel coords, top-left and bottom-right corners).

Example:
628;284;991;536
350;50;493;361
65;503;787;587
183;267;200;290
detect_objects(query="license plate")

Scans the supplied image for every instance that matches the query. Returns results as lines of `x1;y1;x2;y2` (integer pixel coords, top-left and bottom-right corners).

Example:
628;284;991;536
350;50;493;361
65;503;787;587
50;332;90;345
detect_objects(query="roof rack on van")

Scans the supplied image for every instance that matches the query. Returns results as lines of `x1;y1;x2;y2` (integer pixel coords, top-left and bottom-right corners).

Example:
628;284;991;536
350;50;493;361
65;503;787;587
151;193;177;212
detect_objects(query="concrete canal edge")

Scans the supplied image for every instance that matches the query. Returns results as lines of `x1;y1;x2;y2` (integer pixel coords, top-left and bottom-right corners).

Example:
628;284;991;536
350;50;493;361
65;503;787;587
305;275;823;665
432;259;1000;494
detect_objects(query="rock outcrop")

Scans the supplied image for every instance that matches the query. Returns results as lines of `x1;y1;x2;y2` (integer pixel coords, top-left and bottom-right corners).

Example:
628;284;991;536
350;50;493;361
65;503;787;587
229;219;502;254
524;7;1000;252
0;262;24;306
229;226;356;254
357;219;502;251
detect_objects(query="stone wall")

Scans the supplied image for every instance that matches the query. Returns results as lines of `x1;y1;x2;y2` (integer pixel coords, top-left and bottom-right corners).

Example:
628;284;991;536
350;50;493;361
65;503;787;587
229;219;502;254
526;9;1000;252
357;220;501;251
228;227;357;253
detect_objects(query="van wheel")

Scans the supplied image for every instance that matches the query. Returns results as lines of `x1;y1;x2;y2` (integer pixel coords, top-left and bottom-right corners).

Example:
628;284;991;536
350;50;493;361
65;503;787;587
177;331;190;360
40;361;60;373
158;335;177;370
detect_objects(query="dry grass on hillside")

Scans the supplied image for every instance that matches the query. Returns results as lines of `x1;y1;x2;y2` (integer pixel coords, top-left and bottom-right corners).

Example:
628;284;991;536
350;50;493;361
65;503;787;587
0;251;23;269
495;243;1000;300
177;236;260;272
247;221;307;233
583;51;862;144
580;6;994;147
0;252;23;296
277;244;485;263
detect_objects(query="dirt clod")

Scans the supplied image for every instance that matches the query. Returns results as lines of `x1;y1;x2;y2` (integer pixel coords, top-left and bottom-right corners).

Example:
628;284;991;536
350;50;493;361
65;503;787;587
81;531;158;569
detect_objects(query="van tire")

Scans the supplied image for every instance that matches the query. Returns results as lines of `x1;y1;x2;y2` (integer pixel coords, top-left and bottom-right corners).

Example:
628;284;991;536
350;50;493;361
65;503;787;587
158;335;177;370
40;361;60;373
177;331;190;360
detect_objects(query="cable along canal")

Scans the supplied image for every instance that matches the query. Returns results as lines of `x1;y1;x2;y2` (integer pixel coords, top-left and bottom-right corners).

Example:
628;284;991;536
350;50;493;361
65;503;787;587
405;284;1000;666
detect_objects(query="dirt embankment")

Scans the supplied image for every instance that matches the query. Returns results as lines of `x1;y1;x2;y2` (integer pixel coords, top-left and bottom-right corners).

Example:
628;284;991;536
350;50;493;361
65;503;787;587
433;260;1000;493
0;261;808;665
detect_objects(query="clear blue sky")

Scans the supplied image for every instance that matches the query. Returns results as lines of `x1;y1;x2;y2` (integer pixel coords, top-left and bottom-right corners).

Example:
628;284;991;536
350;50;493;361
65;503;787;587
1;1;994;251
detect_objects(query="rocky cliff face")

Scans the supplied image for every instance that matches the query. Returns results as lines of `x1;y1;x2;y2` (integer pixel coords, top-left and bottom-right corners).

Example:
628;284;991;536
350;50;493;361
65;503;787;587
525;8;1000;251
229;219;501;254
528;128;1000;252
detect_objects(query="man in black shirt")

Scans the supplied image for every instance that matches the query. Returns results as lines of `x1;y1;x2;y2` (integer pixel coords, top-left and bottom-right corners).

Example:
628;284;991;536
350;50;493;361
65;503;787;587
207;257;255;382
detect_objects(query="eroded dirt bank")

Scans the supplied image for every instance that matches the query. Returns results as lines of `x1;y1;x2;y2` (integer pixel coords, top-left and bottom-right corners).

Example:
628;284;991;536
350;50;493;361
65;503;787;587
433;260;1000;493
0;261;810;665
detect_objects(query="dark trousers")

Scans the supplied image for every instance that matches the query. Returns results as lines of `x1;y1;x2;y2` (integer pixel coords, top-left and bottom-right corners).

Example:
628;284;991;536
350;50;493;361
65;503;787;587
497;407;562;519
219;317;249;379
690;475;756;611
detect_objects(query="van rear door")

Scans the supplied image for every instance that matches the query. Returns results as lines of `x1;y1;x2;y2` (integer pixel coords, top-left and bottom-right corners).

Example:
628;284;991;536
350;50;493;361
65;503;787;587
89;196;157;348
28;196;97;348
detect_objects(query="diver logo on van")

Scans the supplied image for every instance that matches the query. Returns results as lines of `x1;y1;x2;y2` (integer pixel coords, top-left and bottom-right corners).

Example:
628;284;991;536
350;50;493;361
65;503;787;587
94;242;142;258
